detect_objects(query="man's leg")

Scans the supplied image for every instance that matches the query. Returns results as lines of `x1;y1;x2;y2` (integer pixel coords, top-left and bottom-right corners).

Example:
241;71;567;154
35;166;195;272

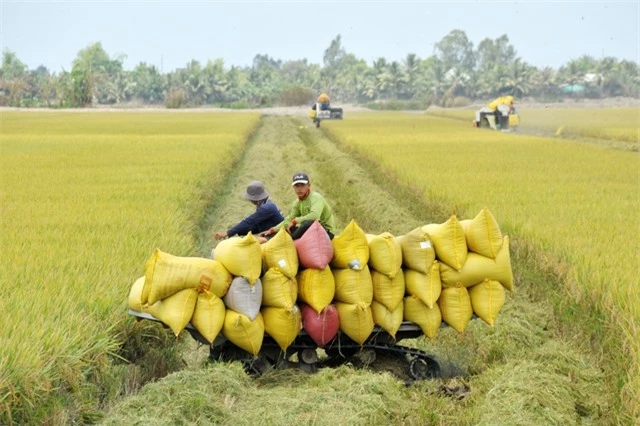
290;220;333;240
289;220;315;240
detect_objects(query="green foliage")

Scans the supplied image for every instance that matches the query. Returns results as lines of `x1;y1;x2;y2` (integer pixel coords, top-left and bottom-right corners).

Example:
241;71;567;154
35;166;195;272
2;36;639;108
115;319;184;389
164;87;186;108
277;86;314;106
66;66;93;107
1;49;28;79
131;63;166;103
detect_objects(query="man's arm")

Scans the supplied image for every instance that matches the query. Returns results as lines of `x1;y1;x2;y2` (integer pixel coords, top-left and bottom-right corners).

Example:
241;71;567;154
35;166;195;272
271;200;300;232
227;208;270;236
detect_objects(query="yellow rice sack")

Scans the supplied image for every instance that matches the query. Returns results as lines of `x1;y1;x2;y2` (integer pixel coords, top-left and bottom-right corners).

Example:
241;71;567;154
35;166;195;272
371;269;405;312
261;228;299;279
261;268;298;310
404;261;442;309
438;285;473;333
213;233;262;284
371;300;403;339
191;292;226;344
128;276;146;312
460;208;503;259
147;288;198;336
396;227;435;274
469;279;505;327
366;232;402;279
440;235;514;291
333;265;373;305
403;295;442;339
336;302;374;345
262;305;302;351
422;216;468;271
143;249;232;305
331;220;369;270
297;266;335;314
222;310;264;356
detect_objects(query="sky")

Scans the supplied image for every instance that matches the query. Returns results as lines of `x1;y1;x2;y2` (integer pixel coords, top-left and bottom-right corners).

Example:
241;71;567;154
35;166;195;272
1;1;638;73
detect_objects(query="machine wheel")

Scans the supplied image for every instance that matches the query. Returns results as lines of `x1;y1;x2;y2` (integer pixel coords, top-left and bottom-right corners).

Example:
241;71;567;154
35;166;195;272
409;358;430;380
298;349;319;373
409;357;441;380
299;349;318;365
245;355;272;377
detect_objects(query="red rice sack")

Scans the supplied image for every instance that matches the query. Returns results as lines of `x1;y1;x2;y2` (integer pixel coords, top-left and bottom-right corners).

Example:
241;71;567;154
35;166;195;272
300;303;339;348
293;221;334;269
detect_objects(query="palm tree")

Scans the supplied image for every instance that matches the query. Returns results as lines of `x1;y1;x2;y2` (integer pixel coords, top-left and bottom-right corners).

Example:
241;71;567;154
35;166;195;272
202;59;228;104
501;58;533;98
532;66;558;100
106;70;134;104
400;54;422;99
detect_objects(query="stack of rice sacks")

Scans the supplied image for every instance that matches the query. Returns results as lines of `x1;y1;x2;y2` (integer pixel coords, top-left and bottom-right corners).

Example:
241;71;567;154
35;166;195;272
366;232;404;339
213;233;264;356
397;226;442;339
259;229;301;352
293;221;339;347
127;208;513;357
128;249;232;345
438;208;513;330
422;216;471;334
331;220;373;345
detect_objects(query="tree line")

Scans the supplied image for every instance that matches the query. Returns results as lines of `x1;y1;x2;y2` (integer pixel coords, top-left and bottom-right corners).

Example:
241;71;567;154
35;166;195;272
1;30;638;109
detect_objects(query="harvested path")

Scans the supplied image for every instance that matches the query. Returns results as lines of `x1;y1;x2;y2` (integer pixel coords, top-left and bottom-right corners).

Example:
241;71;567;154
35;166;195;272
197;115;442;258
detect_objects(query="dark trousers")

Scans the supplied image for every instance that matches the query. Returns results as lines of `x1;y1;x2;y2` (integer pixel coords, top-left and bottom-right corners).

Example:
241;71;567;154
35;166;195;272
290;220;334;240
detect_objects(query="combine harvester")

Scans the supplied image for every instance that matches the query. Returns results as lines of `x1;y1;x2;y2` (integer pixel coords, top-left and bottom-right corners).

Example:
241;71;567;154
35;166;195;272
473;95;520;131
309;93;343;128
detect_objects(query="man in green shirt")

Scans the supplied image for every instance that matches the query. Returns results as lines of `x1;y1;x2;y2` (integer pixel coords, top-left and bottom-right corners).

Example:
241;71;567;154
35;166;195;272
260;171;337;239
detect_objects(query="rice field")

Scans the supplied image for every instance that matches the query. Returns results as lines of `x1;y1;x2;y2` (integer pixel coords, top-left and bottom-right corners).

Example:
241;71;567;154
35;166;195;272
1;108;638;424
323;111;640;416
0;111;261;423
427;107;639;145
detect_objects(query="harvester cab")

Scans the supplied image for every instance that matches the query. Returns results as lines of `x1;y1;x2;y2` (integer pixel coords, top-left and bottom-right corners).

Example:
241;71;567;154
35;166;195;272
309;93;343;128
474;95;519;132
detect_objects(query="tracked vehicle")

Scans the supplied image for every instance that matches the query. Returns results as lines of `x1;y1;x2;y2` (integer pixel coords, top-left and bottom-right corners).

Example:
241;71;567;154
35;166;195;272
309;92;343;128
128;309;442;381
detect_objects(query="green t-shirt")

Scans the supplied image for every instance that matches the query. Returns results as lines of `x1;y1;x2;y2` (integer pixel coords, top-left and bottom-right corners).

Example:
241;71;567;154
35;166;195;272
277;191;337;235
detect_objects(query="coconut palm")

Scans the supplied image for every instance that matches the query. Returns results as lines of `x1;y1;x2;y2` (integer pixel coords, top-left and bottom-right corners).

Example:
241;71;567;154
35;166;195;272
500;58;533;97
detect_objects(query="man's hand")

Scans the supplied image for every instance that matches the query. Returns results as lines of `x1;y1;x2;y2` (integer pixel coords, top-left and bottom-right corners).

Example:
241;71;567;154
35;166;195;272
214;231;228;240
259;228;276;237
